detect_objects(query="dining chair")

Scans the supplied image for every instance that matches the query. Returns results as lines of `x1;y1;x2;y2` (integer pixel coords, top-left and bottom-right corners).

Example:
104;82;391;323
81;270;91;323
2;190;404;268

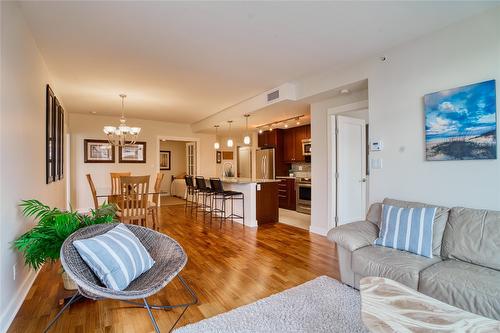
86;174;99;210
147;173;164;231
110;172;131;195
117;175;150;226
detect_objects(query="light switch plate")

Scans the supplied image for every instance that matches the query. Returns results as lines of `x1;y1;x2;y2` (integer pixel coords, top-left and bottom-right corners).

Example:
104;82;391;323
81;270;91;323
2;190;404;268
371;158;383;169
370;140;383;151
257;184;261;191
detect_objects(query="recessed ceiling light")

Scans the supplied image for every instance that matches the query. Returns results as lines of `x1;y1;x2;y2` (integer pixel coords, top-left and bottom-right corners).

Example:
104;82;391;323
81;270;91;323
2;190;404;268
90;111;97;114
340;89;350;95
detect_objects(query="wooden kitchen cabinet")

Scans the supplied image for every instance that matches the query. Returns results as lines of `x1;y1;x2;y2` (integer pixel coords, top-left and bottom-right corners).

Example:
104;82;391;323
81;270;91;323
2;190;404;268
283;129;295;162
258;130;279;148
256;182;279;224
278;178;296;210
282;125;310;163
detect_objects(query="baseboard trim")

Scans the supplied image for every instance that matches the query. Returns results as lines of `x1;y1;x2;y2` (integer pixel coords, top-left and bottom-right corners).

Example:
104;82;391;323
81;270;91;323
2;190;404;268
309;225;329;236
0;268;41;333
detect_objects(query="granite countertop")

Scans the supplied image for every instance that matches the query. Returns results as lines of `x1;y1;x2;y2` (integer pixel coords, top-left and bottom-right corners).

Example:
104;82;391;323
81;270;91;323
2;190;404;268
221;177;281;184
275;176;296;179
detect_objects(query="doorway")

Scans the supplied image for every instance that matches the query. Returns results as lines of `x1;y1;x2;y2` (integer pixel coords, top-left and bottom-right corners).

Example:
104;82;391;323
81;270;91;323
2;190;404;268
237;146;252;178
328;106;369;228
336;115;367;226
157;136;199;205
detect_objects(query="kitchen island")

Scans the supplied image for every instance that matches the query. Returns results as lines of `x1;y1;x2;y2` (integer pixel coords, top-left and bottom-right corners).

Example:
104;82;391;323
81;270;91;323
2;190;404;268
217;178;280;227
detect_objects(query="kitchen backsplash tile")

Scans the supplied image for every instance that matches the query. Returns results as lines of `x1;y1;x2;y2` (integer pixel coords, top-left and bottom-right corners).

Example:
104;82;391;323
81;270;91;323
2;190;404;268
290;163;311;178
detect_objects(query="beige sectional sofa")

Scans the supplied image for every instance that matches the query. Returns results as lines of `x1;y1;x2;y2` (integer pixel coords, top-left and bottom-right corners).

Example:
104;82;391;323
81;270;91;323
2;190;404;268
327;198;500;320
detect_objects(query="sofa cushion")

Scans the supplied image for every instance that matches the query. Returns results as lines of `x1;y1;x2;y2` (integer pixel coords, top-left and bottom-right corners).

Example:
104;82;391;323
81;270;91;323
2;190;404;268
442;207;500;271
383;198;450;257
352;245;441;289
327;220;379;252
366;203;382;226
375;205;437;258
419;260;500;320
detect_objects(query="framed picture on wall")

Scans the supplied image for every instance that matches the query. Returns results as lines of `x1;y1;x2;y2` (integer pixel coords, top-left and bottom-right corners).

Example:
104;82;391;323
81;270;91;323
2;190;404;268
424;80;496;161
216;151;221;164
46;84;65;182
160;150;171;170
119;141;147;163
84;139;115;163
46;85;56;183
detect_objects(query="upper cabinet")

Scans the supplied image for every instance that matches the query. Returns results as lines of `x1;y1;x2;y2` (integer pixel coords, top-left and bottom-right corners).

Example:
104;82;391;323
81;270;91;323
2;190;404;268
282;125;310;163
258;129;279;148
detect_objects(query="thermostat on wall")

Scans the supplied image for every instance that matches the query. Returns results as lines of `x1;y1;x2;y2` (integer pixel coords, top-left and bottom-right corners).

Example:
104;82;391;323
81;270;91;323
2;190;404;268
370;140;383;151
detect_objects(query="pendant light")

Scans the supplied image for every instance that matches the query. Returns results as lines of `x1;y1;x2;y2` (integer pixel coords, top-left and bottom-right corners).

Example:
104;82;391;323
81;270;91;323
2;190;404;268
103;94;141;146
243;114;251;145
226;121;234;148
214;125;220;150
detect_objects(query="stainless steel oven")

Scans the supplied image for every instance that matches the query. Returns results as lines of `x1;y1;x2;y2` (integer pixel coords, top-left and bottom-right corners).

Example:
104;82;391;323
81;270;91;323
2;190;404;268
296;179;311;215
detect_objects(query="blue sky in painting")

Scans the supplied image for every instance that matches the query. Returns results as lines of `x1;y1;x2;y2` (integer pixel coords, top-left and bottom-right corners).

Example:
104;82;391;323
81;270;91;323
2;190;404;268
425;80;496;140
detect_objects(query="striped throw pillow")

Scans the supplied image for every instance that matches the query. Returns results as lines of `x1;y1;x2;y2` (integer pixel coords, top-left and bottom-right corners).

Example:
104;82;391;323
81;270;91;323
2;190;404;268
374;205;437;258
73;224;155;291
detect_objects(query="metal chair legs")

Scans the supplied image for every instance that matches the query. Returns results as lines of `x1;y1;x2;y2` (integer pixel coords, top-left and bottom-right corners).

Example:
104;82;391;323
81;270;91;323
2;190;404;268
144;297;161;333
44;275;198;333
44;291;83;333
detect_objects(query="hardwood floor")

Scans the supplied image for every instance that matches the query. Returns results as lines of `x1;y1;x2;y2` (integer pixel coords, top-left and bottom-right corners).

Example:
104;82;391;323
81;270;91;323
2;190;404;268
8;204;339;333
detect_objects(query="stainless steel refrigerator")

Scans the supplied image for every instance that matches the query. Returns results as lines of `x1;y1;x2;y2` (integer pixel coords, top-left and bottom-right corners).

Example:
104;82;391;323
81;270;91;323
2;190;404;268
256;148;275;179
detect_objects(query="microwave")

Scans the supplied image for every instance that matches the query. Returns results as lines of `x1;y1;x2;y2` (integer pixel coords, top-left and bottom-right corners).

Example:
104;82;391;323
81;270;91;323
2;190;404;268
302;139;311;156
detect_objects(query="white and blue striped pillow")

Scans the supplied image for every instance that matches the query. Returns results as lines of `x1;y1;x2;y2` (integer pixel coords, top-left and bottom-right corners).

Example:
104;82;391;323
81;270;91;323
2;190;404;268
73;224;155;291
374;205;437;258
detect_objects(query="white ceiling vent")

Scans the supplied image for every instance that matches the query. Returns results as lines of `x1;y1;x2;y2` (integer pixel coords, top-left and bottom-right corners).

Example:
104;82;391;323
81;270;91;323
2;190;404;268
267;90;280;102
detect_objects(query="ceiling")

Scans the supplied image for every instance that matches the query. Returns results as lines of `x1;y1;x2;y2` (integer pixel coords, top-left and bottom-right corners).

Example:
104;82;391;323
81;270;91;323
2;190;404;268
19;1;496;124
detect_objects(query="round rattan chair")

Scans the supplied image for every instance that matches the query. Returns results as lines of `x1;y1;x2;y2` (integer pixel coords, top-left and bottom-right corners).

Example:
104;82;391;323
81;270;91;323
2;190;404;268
45;223;197;333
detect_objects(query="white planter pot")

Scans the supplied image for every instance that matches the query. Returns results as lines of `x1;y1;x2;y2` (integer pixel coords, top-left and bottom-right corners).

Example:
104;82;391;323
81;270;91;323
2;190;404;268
62;271;78;290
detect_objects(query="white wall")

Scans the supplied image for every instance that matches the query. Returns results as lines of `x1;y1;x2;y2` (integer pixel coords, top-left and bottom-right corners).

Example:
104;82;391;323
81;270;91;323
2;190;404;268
309;8;500;234
310;92;369;235
215;132;258;178
69;113;216;210
0;2;67;331
159;140;187;193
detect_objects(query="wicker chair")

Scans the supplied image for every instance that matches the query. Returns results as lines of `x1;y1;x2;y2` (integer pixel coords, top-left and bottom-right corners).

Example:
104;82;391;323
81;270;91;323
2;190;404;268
45;223;197;333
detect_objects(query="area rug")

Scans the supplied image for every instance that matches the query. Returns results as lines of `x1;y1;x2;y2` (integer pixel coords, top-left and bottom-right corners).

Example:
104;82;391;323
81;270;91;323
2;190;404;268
174;276;369;333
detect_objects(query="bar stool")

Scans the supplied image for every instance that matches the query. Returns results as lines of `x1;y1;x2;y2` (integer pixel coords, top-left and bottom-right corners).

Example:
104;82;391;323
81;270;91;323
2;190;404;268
184;175;197;213
209;178;245;225
195;176;213;218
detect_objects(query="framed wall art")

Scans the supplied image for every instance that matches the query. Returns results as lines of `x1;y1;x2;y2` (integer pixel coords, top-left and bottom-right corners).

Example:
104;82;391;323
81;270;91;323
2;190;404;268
425;80;496;161
160;150;171;170
119;141;147;163
46;85;65;183
46;85;56;183
84;139;115;163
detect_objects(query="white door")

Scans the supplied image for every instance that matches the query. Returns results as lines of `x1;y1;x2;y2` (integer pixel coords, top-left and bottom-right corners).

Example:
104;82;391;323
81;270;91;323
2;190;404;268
186;142;196;176
336;116;367;226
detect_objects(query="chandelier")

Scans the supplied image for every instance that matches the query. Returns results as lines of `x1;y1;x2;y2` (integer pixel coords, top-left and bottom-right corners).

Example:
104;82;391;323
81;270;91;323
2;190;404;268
103;94;141;147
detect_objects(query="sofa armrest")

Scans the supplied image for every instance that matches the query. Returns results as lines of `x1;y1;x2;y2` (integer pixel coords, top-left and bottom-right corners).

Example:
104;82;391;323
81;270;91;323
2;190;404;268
327;221;379;252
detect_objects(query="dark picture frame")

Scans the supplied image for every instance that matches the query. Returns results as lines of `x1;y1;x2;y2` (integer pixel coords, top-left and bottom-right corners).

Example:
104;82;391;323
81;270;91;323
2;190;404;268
55;102;64;180
45;85;57;183
46;84;65;183
119;141;147;163
84;139;115;163
216;151;222;164
160;150;171;170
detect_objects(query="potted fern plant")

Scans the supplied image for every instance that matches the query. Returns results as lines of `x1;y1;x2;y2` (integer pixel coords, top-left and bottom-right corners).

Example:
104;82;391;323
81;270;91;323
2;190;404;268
13;200;117;290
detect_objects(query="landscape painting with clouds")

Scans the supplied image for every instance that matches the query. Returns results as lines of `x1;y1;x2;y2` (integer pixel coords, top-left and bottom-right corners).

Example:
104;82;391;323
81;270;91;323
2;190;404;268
425;80;497;161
